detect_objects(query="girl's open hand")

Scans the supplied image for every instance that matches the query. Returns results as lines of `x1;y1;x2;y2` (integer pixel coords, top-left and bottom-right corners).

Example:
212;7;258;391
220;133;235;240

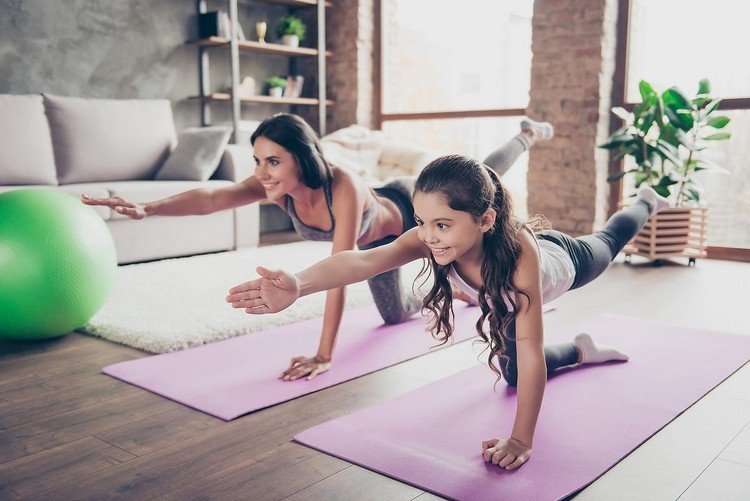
280;355;331;381
81;194;148;220
482;437;532;471
226;266;300;314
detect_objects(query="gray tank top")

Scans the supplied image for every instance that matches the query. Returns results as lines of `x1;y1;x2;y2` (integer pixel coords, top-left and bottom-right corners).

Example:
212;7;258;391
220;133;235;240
285;180;379;243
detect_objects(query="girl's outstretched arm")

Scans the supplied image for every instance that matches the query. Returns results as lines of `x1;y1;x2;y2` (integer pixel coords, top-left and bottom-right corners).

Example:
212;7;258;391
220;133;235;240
482;229;546;471
226;228;428;314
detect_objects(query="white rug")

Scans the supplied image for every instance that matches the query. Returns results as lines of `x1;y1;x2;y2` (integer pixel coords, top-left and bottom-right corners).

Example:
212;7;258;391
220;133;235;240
80;241;428;353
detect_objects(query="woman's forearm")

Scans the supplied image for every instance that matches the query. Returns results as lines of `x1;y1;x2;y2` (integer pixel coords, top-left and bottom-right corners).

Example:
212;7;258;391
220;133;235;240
510;353;547;446
316;287;347;361
146;188;217;216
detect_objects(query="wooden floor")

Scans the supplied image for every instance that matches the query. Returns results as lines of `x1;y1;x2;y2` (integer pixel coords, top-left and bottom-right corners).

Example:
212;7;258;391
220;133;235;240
1;254;749;500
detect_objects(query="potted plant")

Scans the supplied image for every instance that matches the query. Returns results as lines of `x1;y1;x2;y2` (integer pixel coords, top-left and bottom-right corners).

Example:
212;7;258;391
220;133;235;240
265;76;287;98
275;15;306;48
600;78;732;265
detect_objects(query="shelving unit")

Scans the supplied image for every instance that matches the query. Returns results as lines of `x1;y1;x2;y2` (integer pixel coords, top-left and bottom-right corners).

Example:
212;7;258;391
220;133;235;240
190;0;331;140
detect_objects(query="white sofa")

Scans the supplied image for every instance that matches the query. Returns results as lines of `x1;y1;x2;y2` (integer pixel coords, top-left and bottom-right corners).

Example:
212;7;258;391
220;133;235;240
0;94;259;264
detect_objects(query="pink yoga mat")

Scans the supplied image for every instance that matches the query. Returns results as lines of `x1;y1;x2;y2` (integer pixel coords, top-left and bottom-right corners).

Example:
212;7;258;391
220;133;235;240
103;304;498;420
295;314;750;500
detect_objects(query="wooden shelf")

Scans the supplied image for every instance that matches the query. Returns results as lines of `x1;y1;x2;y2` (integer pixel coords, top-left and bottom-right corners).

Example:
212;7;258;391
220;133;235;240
240;0;332;7
189;37;332;58
190;93;334;106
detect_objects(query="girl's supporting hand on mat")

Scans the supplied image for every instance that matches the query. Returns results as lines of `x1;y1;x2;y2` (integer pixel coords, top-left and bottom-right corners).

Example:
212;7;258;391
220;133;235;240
482;437;532;470
81;194;150;220
280;355;331;381
226;266;300;314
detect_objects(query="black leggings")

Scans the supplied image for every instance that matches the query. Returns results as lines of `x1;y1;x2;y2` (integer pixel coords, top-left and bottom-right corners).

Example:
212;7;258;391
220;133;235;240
499;200;652;386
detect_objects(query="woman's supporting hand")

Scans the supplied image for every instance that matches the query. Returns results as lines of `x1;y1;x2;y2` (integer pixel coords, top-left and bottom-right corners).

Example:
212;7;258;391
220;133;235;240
481;437;532;471
226;266;300;314
81;194;149;220
280;355;332;381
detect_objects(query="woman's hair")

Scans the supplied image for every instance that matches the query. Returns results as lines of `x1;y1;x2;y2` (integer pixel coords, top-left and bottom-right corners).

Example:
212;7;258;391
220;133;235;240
414;154;530;378
250;113;332;189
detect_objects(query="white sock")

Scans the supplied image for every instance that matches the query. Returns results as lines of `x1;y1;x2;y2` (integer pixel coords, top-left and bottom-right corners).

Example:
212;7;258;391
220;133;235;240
636;185;671;216
574;333;629;364
520;118;554;142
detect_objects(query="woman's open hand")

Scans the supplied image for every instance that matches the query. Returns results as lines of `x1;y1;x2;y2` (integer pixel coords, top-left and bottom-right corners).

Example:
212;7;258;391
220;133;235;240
226;266;300;314
81;194;149;220
280;355;331;381
481;437;532;471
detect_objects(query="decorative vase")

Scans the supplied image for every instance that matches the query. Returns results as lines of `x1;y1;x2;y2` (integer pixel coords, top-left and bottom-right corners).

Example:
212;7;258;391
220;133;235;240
269;87;283;98
256;22;267;43
281;35;299;48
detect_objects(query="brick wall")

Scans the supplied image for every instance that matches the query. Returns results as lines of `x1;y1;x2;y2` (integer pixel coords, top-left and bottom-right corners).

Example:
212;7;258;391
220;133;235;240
527;0;618;235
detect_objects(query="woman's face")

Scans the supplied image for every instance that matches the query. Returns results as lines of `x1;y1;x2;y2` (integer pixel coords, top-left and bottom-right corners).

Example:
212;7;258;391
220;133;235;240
412;191;493;266
253;136;303;200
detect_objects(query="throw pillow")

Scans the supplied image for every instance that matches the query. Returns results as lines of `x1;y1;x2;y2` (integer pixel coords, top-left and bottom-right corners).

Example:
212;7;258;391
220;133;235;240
155;126;232;181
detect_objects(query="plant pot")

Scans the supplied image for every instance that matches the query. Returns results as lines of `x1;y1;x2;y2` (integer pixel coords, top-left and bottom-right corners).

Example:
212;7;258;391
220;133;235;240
281;35;299;48
269;87;283;98
623;206;708;265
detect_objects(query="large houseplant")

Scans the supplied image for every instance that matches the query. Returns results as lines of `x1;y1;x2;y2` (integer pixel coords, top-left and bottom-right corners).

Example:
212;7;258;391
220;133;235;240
600;79;732;263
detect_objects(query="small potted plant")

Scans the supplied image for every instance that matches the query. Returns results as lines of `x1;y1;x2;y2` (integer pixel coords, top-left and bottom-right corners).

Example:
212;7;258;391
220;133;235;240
600;78;732;265
275;15;306;48
265;76;287;98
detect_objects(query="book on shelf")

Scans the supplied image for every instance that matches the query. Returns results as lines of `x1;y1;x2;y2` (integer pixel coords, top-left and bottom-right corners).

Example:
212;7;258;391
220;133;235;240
199;10;245;40
282;75;305;98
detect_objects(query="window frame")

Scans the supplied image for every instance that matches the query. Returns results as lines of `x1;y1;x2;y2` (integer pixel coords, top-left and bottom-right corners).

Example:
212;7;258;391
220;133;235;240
374;0;527;128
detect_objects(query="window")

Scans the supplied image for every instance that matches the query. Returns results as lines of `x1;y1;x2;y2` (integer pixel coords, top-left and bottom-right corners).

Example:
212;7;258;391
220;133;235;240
378;0;534;213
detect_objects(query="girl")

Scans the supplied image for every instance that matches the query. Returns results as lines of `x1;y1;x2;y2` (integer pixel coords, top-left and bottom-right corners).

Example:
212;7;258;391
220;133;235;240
225;154;669;470
83;113;552;381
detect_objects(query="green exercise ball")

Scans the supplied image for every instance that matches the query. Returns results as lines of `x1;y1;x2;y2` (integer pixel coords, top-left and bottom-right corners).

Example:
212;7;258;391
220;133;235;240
0;189;117;340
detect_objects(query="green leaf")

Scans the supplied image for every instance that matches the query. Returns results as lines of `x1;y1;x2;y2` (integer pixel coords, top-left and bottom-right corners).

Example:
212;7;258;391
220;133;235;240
695;159;730;174
707;115;730;129
655;139;683;166
637;113;656;133
611;107;632;121
607;171;627;183
654;185;671;197
693;94;711;107
665;105;693;132
704;132;731;140
663;87;692;111
704;98;722;115
598;134;635;149
657;175;678;187
639;80;657;102
698;79;711;95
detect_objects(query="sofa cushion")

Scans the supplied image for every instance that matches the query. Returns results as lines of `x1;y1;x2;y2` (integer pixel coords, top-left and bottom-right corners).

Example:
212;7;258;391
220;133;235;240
102;180;234;220
0;94;58;185
155;126;232;181
0;184;112;220
44;94;177;184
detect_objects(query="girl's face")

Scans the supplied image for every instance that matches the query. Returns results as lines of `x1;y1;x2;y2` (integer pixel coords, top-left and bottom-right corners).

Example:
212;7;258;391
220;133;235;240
253;136;303;200
412;191;494;266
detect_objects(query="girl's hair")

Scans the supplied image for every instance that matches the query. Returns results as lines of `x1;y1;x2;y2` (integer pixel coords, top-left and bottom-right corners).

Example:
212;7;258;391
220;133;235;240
250;113;332;189
414;154;530;379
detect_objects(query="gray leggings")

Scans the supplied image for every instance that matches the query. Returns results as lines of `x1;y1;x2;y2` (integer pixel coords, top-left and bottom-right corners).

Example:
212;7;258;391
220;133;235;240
359;134;532;324
500;200;653;386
